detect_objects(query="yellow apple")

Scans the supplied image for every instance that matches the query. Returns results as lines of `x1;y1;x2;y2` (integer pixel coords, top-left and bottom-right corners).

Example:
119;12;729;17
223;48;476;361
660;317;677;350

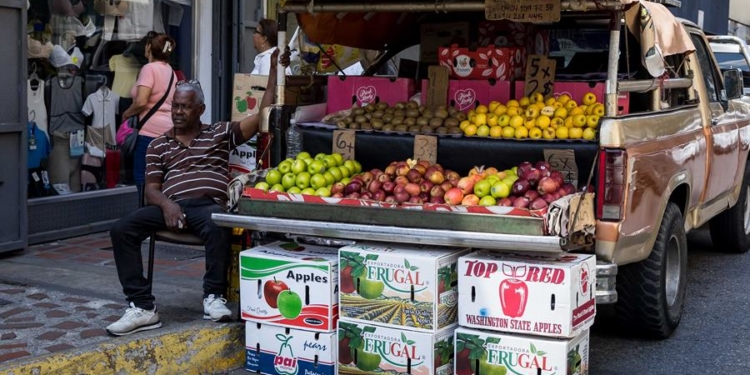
510;115;524;128
507;106;522;117
582;92;597;105
564;100;578;110
524;117;537;129
477;125;490;137
535;115;551;129
556;126;569;139
498;114;511;127
550;117;565;128
592;103;605;116
474;113;487;126
506;99;520;107
519;96;530;107
553;107;568;119
541;106;556;117
572;114;587;128
557;94;571;105
494;104;508;116
502;126;516;138
543;127;557;139
525;106;540;119
583;127;597;140
476;104;489;114
464;124;478;136
564;116;574;128
586;115;600;128
515;126;529;139
531;92;544;104
568;107;584;117
569;127;583;139
489;126;503;138
488;101;500;113
487;114;498;127
529;127;543;139
545;97;557;106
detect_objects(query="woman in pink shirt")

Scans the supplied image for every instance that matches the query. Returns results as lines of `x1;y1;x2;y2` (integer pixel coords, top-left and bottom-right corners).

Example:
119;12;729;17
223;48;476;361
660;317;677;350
122;32;177;191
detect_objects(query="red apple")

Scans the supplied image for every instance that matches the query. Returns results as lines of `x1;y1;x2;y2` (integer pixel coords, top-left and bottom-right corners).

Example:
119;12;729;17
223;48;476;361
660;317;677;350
396;163;410;176
497;197;513;206
524;190;540;201
535;161;552;173
418;160;431;169
413;164;428;176
430;195;445;204
513;196;531;209
360;171;374;185
405;183;421;196
263;278;289;308
561;183;577;196
360;191;373;200
419;192;430;202
420;180;434;193
445;170;460;182
461;194;480;206
441;181;454;192
377;173;392;183
370;168;383;176
537;176;560;194
425;168;445;184
395;191;410;203
373;190;386;201
368;180;382;194
331;182;345;195
345;192;360;199
407;169;423;184
431;164;445;174
332;192;344;198
549;170;564;185
530;197;549;210
384;195;397;204
409;196;424;204
394;184;406;196
394;176;409;186
430;185;445;198
512;179;530;196
542;193;557;203
382;181;396;194
457;177;476;195
517;161;533;176
340;266;355;293
384;165;397;177
344;181;362;195
523;168;541;186
444;188;464;205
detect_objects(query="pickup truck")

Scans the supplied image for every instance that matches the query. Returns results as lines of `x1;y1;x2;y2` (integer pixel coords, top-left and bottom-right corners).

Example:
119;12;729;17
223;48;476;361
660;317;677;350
214;1;750;339
708;35;750;95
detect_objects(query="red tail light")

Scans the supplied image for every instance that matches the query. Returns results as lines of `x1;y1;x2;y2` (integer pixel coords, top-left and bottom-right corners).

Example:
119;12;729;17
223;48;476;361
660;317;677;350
597;149;627;220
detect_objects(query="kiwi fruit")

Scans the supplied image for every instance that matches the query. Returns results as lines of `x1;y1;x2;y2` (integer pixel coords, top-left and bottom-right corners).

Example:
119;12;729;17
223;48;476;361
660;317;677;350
405;109;420;118
376;102;389;111
415;117;428;127
395;102;406;110
418;105;427;114
394;109;406;117
444;118;460;128
394;124;408;133
349;123;361;130
422;109;434;119
408;125;421;134
355;115;367;124
406;101;419;110
372;111;384;119
436;127;449;135
382;124;395;132
382;114;394;123
434;109;449;120
429;118;444;129
391;117;405;126
385;107;396;115
336;121;348;129
361;123;373;131
353;108;365;116
455;112;468;121
448;127;463;135
365;113;373;121
448;107;458;116
365;104;377;113
420;125;434;134
371;119;384;129
404;117;417;127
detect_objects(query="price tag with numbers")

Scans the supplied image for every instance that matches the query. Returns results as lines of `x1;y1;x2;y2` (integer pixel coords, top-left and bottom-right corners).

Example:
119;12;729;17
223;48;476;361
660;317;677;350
333;130;356;161
544;149;578;187
413;135;438;165
524;55;557;98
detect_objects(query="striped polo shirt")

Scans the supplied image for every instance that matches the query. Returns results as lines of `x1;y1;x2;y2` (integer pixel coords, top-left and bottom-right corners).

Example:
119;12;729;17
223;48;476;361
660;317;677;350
145;121;247;205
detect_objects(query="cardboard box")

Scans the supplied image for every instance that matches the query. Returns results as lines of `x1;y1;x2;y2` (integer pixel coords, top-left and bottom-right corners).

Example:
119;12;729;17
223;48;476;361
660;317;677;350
338;242;470;332
454;327;590;375
513;81;630;115
421;22;470;64
439;45;524;80
338;319;456;375
458;251;596;338
232;74;300;122
239;241;339;332
326;76;416;114
229;134;258;178
245;322;337;375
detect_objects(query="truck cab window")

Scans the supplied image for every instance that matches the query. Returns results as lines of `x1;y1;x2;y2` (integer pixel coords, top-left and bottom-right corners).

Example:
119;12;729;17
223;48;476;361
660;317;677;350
690;34;721;102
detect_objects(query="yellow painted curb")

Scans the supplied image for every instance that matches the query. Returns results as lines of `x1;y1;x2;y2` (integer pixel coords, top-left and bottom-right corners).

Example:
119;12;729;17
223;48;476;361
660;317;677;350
1;322;245;375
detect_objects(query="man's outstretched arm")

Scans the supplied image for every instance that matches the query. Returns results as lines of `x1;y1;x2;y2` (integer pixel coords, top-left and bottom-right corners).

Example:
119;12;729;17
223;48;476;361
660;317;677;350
238;48;290;140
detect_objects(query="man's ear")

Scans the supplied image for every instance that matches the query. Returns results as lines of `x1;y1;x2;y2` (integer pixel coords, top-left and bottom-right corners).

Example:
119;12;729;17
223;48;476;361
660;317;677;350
199;103;206;117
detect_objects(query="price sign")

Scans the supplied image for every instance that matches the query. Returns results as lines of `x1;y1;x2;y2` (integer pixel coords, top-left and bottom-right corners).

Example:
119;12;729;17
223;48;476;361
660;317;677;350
485;0;561;22
524;55;557;98
333;130;356;161
413;135;438;165
544;149;578;188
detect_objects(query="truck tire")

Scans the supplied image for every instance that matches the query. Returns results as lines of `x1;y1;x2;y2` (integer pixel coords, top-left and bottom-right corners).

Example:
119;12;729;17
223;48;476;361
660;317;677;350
709;164;750;253
615;203;688;338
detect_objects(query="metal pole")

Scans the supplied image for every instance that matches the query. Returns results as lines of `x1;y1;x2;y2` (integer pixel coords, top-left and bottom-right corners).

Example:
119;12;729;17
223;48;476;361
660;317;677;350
281;0;626;13
276;12;288;106
606;11;622;117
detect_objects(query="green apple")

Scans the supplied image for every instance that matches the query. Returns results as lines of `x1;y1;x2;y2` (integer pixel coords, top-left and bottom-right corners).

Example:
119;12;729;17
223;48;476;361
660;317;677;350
314;152;327;161
270;183;285;193
339;166;351;178
331;153;344;166
474;180;492;198
291;160;307;175
355;349;382;372
277;290;302;319
301;188;317;195
296;172;311;189
303;158;313;166
254;182;270;192
265;169;282;186
281;173;297;190
322;155;338;169
315;187;331;197
491;181;511;199
296;151;312;160
277;161;292;174
287;186;302;194
479;195;496;206
310;173;328;190
502;177;517;188
328;167;343;182
343;160;357;175
357;277;384;300
485;174;500;184
352;160;362;173
323;172;335;186
308;160;326;175
340;177;352;185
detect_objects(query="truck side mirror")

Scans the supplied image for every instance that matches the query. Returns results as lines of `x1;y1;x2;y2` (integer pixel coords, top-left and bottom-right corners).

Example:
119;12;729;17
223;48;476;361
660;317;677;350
723;68;744;100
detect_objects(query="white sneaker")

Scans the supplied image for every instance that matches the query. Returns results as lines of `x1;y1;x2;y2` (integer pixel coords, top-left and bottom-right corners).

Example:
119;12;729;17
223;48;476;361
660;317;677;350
106;303;162;336
203;294;232;322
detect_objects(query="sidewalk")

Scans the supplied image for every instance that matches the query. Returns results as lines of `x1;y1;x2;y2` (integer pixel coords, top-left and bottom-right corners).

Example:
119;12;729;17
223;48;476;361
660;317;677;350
0;232;246;374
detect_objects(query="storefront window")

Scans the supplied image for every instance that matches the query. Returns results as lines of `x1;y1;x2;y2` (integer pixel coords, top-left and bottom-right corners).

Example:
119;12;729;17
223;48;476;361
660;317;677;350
25;0;193;197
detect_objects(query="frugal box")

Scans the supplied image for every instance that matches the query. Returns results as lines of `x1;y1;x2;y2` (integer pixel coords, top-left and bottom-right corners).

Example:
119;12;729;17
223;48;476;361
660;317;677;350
458;251;596;338
245;322;336;375
338;318;456;375
454;326;590;375
338;242;471;332
240;241;339;332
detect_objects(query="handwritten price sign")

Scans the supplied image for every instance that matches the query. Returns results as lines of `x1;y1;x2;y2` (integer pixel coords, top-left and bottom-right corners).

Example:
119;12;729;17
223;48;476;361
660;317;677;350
524;55;557;98
333;130;356;161
413;135;438;165
544;149;578;188
485;0;561;22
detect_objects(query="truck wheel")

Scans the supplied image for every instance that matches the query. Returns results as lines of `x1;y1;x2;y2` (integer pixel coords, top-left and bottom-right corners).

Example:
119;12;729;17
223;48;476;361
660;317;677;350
615;203;687;338
709;164;750;253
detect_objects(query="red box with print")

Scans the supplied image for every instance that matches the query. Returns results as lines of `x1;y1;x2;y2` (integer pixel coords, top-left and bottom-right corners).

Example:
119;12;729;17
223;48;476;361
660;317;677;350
438;44;524;81
326;76;416;114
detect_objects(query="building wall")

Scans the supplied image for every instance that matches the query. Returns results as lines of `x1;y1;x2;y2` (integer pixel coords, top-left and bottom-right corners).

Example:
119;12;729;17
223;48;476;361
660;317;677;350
668;0;729;35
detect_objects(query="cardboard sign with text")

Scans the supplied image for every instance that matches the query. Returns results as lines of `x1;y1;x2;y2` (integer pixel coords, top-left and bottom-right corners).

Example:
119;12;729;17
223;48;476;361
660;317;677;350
332;130;356;161
486;0;561;23
544;149;578;187
414;135;438;165
524;55;557;98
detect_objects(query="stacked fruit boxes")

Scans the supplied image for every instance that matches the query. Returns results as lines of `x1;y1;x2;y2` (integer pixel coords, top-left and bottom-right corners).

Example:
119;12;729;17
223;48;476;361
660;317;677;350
455;250;597;375
336;242;471;375
239;241;340;375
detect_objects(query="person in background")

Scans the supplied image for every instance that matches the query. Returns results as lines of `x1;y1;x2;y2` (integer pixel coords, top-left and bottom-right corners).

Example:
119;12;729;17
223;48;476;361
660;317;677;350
250;19;279;75
106;48;291;336
121;31;176;192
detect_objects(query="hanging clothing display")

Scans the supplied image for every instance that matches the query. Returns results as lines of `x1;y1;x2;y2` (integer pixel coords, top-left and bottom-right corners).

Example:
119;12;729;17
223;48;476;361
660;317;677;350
28;79;48;136
103;0;154;41
82;86;119;157
48;75;85;192
27;121;50;170
108;54;140;98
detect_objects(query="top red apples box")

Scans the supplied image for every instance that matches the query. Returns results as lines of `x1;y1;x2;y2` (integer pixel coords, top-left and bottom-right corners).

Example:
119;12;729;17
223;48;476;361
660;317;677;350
239;241;339;332
326;76;416;114
439;44;525;80
458;250;596;338
338;242;471;333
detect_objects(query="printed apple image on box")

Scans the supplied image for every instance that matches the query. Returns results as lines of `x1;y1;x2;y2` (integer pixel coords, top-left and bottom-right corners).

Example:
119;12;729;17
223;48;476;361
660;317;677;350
339;242;470;332
338;318;456;375
458;251;596;338
454;327;590;375
240;241;339;332
245;321;337;375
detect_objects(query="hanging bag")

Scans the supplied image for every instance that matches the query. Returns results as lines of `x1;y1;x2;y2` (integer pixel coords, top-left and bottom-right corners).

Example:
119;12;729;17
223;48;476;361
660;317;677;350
118;70;174;160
